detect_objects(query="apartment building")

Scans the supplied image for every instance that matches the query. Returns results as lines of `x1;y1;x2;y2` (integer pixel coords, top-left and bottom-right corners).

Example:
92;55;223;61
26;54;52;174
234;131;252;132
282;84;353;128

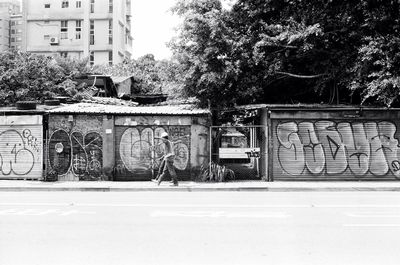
0;0;21;51
22;0;133;65
10;14;22;50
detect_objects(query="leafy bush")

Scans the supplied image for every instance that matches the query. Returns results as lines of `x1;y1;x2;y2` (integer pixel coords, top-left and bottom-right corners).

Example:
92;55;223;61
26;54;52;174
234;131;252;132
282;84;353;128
198;162;235;182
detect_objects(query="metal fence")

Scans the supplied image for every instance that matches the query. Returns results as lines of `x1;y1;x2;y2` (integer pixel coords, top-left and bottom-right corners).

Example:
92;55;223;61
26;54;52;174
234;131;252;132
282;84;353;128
209;125;268;181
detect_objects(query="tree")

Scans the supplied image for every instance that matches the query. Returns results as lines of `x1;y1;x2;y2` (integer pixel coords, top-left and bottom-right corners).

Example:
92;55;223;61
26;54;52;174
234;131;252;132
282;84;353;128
170;0;400;107
94;54;185;97
0;51;64;105
0;51;95;106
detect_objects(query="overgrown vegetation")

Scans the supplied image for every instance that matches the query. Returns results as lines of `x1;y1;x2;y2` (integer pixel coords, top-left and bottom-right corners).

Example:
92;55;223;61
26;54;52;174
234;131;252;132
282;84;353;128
94;54;185;99
198;162;235;182
170;0;400;107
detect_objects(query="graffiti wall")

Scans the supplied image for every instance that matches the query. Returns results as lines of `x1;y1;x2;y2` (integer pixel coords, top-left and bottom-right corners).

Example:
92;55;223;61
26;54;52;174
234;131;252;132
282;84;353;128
273;119;400;180
0;115;43;179
48;115;103;181
114;126;191;180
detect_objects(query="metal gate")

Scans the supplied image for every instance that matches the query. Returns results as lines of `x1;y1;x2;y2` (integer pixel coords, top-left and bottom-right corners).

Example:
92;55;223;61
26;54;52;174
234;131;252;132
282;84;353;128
210;126;267;180
271;118;400;180
0;125;43;180
114;125;191;181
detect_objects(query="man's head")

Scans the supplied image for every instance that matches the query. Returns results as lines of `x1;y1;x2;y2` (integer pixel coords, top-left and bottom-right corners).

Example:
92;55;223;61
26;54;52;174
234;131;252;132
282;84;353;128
160;132;169;140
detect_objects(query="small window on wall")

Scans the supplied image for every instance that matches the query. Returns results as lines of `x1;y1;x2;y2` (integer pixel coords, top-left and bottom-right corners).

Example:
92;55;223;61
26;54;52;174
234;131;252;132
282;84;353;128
90;0;95;13
89;51;94;66
108;20;112;44
60;20;68;39
75;20;82;39
45;4;50;8
109;0;113;13
76;1;81;8
108;51;112;66
62;1;69;8
89;20;94;45
44;35;50;40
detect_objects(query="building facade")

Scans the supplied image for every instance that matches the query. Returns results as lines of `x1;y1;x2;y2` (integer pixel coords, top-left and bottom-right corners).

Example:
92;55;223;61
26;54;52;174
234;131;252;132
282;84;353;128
0;0;21;51
22;0;133;65
10;14;22;50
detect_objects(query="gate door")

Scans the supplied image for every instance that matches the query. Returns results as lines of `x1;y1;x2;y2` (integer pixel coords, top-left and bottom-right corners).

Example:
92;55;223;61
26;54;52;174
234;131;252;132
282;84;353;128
211;126;266;180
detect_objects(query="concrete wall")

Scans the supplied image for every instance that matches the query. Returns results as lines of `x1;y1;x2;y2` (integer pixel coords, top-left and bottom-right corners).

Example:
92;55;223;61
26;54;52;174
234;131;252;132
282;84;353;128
0;115;43;179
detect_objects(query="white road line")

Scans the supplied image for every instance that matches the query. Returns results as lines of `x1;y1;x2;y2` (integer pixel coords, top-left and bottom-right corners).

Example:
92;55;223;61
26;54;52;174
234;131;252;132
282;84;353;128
2;202;400;208
344;224;400;227
151;210;290;218
346;213;400;218
1;202;400;209
0;209;96;216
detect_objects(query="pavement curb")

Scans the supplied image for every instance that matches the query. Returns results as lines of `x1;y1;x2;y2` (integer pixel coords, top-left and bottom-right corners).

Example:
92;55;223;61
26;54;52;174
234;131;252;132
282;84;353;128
2;186;400;192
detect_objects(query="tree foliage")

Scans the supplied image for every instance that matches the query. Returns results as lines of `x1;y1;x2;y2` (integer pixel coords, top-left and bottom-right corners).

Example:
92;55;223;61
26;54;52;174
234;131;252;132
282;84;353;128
94;54;185;97
170;0;400;107
0;51;92;106
0;51;62;105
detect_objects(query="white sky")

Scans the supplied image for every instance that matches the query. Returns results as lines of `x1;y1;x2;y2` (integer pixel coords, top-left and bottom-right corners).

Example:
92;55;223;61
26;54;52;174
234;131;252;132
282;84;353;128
131;0;180;60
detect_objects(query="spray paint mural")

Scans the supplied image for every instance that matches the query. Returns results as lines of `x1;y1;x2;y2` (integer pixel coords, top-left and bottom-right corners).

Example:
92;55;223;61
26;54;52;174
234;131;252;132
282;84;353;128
0;128;42;178
115;126;190;180
48;116;103;180
274;120;400;179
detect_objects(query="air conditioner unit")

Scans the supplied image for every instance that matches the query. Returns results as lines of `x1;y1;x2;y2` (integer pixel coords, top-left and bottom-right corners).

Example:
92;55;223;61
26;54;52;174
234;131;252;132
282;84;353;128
50;37;59;45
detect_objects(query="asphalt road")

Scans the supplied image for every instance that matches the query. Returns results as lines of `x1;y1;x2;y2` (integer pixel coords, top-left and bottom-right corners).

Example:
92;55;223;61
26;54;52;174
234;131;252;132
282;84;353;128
1;191;400;265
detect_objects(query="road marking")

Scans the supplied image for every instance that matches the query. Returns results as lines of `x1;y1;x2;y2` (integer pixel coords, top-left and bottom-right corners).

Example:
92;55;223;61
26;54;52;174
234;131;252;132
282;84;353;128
344;224;400;227
346;212;400;218
151;210;290;218
2;202;400;208
0;208;95;216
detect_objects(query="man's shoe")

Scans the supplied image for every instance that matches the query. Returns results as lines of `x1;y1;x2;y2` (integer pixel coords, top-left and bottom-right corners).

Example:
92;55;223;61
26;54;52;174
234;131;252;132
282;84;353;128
151;179;158;183
170;182;178;187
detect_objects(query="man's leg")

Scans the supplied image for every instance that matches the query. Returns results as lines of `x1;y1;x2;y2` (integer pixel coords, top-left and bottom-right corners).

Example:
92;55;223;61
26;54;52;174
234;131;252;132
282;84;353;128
166;160;178;185
152;159;165;182
157;159;169;185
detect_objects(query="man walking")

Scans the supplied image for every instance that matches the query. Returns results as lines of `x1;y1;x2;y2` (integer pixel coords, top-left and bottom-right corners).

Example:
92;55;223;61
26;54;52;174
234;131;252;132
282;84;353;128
151;132;179;186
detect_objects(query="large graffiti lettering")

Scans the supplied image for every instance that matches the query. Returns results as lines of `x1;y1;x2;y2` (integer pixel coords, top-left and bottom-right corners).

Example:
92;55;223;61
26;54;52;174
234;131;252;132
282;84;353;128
0;129;38;176
276;121;400;178
118;126;190;174
48;130;103;180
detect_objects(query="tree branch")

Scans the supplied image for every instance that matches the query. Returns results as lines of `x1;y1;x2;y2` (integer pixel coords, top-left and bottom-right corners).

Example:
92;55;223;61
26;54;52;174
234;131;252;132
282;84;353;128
275;71;325;79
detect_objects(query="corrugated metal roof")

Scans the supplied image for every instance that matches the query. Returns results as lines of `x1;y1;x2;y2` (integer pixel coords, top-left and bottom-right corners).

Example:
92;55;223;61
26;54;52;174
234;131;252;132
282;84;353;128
110;76;133;84
48;103;211;115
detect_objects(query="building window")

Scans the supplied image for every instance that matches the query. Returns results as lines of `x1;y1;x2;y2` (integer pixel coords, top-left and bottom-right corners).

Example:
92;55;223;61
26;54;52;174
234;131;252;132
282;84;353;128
44;4;50;8
108;20;112;44
61;20;68;39
62;1;69;8
76;1;81;8
60;52;68;58
108;51;112;65
89;51;94;66
44;35;50;40
109;0;113;13
89;20;94;45
75;20;81;39
90;0;95;13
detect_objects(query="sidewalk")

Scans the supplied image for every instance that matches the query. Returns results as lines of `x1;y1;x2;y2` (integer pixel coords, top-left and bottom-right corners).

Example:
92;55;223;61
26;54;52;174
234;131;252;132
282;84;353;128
1;180;400;192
